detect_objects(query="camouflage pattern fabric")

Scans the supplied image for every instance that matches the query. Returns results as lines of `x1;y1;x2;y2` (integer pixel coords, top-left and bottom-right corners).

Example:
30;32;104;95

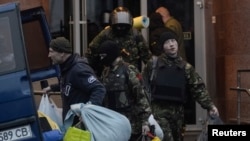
142;54;215;141
87;27;151;72
151;101;184;141
101;59;151;137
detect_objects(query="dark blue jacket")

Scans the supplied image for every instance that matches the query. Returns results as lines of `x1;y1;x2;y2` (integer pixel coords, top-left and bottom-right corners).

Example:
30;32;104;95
51;54;106;119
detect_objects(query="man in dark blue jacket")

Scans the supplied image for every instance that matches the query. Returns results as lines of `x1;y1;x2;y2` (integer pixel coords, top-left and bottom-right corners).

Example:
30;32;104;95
43;37;106;122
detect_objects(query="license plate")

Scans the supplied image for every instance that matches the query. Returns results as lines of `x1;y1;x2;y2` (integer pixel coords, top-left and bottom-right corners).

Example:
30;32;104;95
0;125;32;141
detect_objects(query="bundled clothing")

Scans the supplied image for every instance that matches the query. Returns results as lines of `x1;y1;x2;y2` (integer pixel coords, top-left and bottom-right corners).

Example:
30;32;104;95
50;54;106;120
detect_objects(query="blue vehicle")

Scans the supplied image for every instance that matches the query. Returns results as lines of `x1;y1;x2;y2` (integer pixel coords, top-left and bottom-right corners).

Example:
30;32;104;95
0;2;59;141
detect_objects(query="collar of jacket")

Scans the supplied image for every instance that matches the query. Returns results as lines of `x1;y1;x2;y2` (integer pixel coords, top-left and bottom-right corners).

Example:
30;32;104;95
60;54;86;73
159;54;186;68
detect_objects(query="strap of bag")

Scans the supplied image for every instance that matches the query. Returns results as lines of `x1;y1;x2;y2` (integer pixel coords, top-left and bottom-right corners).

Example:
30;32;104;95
150;56;158;82
74;121;82;128
147;56;158;103
74;120;87;129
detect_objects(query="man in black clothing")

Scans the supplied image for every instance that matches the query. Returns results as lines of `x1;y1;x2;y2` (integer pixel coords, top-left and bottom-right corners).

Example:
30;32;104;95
43;37;106;121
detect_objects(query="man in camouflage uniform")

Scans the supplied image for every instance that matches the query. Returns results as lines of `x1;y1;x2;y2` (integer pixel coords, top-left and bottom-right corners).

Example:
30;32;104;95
142;31;219;141
86;6;151;76
98;40;152;141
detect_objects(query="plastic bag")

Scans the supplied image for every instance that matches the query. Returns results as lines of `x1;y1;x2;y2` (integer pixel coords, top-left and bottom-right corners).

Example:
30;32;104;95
64;122;91;141
43;130;63;141
148;114;164;140
140;132;161;141
50;97;63;130
38;111;60;130
38;94;63;131
196;115;223;141
64;103;131;141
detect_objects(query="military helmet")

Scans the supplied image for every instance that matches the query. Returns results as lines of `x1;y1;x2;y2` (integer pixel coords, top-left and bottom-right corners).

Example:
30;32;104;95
110;6;133;26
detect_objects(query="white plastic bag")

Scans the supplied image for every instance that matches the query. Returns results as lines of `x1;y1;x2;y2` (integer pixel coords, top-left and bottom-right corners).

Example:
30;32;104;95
64;103;132;141
38;94;63;131
148;114;164;140
49;97;63;130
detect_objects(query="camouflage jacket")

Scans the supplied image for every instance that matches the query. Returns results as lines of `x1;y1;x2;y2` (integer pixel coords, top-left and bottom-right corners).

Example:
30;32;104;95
101;58;151;134
87;27;151;71
142;54;214;110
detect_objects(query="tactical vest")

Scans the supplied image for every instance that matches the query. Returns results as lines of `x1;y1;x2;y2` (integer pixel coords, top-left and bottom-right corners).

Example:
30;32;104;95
103;64;132;111
151;62;187;103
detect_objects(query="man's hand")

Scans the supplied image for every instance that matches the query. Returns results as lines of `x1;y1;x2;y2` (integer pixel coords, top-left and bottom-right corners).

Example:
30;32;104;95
142;124;150;135
42;86;51;94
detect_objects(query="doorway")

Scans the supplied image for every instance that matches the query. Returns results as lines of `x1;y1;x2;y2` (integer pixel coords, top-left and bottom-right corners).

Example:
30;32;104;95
60;0;208;130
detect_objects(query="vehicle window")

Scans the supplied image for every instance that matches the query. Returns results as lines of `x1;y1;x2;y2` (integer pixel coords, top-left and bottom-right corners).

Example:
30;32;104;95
0;17;16;74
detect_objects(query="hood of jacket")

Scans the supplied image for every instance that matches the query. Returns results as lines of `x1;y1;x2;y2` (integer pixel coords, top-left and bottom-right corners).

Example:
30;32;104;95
60;54;88;74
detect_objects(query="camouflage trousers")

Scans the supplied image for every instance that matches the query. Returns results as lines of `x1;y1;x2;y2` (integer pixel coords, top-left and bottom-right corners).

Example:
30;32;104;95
118;110;142;135
151;101;185;141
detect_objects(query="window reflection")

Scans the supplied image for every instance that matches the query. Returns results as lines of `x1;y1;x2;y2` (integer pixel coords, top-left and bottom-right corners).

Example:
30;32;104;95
0;17;16;73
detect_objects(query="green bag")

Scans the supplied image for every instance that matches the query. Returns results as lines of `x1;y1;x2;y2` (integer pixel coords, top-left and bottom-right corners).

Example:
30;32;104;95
63;122;91;141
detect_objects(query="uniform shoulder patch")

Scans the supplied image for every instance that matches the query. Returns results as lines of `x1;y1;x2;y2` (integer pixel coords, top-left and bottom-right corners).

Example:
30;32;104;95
88;75;97;83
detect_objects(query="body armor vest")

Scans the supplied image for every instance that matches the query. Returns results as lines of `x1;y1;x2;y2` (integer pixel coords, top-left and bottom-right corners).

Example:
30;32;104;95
152;62;187;103
103;64;131;110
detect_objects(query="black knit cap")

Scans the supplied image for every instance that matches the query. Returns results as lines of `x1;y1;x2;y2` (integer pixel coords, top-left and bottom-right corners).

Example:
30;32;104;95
50;37;72;53
159;31;178;47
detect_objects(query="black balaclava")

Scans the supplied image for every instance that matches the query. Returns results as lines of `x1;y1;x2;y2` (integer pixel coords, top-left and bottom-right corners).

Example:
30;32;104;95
99;40;121;66
112;24;131;36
